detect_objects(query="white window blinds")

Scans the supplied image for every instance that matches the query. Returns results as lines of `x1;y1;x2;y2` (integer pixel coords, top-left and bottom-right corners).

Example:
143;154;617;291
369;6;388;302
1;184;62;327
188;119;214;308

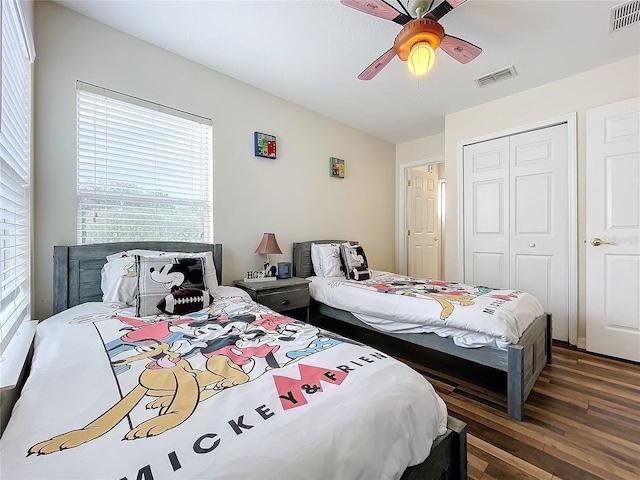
76;82;213;244
1;0;34;355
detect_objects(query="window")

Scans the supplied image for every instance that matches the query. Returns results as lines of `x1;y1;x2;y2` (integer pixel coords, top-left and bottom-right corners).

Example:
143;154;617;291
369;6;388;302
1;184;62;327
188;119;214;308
76;82;213;244
0;0;35;356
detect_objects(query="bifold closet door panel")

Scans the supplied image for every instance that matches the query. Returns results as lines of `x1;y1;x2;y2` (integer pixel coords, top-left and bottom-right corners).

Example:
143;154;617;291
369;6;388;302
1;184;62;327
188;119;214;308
509;124;569;335
463;137;510;288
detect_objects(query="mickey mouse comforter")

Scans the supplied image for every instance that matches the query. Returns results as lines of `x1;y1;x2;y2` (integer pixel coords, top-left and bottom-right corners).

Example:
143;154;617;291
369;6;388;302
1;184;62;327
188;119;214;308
1;289;448;480
309;272;545;349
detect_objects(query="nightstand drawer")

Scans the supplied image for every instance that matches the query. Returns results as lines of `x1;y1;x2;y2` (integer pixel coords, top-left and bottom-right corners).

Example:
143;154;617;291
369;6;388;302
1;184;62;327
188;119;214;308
257;288;309;313
233;277;311;322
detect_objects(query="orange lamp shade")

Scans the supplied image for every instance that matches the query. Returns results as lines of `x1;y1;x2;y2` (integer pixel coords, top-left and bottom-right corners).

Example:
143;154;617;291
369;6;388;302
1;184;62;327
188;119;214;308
254;233;282;255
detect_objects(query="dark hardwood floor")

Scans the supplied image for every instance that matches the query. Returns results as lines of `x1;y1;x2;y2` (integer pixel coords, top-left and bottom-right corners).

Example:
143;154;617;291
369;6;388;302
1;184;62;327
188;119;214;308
396;344;640;480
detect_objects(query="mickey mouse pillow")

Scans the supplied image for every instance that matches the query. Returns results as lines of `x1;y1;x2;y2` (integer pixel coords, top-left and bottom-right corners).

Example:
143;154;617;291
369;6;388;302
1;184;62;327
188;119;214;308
136;255;208;317
339;244;371;281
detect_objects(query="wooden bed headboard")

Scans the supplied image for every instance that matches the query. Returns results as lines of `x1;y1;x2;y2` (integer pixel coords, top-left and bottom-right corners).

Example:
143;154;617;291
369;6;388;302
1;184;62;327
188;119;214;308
53;242;222;314
292;240;355;278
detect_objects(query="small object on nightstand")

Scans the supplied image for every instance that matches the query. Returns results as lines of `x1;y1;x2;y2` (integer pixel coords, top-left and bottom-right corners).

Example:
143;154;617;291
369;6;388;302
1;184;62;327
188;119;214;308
244;270;277;282
233;277;311;322
277;262;291;279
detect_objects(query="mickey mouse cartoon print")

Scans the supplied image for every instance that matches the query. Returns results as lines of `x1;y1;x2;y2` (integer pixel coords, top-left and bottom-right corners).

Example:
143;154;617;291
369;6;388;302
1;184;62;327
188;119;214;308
136;256;207;316
149;258;204;292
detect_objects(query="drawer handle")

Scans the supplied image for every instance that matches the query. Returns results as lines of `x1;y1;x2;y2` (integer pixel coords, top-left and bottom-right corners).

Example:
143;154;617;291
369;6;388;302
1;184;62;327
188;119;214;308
281;299;290;305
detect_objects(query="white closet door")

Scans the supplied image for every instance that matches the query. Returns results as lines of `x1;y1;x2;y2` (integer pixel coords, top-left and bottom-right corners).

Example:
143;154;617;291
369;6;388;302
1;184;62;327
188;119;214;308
463;124;570;341
510;124;569;340
463;137;510;288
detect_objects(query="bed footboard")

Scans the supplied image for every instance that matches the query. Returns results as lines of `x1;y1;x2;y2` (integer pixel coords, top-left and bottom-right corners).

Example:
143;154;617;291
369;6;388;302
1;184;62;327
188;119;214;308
507;313;552;420
401;416;467;480
317;301;551;422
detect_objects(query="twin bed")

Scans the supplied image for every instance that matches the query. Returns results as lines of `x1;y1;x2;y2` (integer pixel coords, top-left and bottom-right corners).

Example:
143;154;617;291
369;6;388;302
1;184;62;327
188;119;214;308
1;242;467;480
292;240;553;422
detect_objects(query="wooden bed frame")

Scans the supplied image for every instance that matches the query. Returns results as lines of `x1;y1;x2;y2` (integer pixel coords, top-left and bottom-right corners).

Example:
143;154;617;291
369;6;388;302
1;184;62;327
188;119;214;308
293;240;553;421
51;241;468;479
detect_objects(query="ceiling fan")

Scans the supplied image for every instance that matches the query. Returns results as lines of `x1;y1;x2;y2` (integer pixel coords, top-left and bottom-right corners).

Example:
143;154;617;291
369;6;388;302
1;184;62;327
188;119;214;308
341;0;482;80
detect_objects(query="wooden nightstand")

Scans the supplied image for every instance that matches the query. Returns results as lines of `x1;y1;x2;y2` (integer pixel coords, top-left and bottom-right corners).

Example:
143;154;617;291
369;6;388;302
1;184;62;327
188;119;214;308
233;277;311;322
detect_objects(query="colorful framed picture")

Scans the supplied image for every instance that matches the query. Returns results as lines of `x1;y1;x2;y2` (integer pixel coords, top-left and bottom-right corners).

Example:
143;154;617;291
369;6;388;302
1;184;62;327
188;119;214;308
330;157;345;178
254;132;276;159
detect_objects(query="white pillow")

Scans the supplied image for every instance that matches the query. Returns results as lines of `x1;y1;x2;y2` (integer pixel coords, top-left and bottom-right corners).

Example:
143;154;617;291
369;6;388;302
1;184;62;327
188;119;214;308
101;250;218;306
101;256;137;306
310;243;325;277
311;242;348;277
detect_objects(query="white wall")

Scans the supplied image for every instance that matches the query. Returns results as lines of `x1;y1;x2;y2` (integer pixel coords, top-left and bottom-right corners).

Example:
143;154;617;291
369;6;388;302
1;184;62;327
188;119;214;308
444;55;639;343
33;1;396;320
396;133;445;165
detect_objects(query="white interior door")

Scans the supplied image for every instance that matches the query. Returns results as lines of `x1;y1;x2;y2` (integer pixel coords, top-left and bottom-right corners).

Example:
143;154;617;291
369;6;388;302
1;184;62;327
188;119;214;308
586;97;640;362
408;167;440;279
463;137;510;288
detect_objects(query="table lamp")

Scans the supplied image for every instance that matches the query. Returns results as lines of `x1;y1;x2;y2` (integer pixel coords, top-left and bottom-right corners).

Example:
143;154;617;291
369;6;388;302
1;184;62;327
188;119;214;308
254;232;282;278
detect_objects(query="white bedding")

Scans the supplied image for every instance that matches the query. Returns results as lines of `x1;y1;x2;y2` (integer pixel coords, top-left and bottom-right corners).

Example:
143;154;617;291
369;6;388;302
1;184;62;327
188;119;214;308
1;288;447;480
309;271;545;349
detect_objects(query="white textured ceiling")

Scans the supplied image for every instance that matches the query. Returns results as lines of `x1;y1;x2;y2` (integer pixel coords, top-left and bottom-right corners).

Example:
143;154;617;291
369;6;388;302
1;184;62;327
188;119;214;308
54;0;640;144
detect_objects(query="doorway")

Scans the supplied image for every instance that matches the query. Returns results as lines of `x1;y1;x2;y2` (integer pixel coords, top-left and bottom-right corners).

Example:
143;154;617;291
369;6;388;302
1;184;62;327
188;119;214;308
397;157;445;279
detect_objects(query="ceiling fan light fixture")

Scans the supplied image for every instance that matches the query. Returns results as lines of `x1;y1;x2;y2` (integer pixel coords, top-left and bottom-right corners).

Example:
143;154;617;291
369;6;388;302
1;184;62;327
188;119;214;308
394;18;444;60
344;0;481;81
407;41;435;75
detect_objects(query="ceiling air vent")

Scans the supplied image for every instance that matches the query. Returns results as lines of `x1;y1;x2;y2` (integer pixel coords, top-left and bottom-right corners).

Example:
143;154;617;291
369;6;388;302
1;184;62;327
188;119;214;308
474;65;517;88
610;0;640;32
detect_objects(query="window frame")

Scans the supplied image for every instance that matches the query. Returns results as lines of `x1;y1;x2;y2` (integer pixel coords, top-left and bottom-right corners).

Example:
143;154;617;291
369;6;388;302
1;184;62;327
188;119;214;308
0;0;36;384
75;82;214;245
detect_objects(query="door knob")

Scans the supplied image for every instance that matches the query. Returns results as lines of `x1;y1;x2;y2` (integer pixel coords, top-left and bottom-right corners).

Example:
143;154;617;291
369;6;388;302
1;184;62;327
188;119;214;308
590;237;613;246
434;237;439;241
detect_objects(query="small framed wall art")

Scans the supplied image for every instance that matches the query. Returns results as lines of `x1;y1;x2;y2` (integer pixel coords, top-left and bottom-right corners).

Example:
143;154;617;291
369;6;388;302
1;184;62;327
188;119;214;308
254;132;276;159
330;157;345;178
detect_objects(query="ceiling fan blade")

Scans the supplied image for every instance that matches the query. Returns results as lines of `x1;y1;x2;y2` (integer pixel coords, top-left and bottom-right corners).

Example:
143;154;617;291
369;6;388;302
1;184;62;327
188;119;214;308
423;0;467;21
439;34;481;64
395;0;415;17
341;0;412;25
358;47;396;80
